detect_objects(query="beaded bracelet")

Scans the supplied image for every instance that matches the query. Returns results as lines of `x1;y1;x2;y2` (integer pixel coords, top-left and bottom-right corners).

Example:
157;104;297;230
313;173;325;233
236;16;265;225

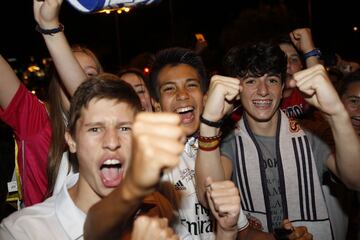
35;23;64;36
198;131;222;151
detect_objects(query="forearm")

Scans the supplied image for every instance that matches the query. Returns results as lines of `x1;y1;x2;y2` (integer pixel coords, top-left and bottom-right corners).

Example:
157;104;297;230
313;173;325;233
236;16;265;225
327;108;360;189
195;123;226;207
83;179;144;240
303;45;319;68
34;0;87;95
305;55;320;68
42;32;87;96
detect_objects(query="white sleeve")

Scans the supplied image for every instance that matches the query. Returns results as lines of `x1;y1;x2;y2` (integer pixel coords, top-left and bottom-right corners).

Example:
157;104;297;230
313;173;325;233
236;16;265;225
237;208;249;231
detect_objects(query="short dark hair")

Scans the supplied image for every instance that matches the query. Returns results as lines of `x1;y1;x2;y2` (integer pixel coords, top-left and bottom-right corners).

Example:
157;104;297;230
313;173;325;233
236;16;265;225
223;40;287;82
149;47;208;101
339;69;360;96
68;73;142;137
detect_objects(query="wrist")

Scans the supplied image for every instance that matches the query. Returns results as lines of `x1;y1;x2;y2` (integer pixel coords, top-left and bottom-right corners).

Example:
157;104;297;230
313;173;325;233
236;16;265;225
303;48;321;60
216;224;238;239
301;43;316;55
200;122;220;137
198;131;222;151
120;177;149;202
200;114;223;128
327;105;350;126
36;23;64;36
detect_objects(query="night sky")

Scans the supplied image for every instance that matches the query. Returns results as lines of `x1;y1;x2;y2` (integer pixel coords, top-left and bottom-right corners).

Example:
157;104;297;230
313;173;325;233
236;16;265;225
1;0;359;72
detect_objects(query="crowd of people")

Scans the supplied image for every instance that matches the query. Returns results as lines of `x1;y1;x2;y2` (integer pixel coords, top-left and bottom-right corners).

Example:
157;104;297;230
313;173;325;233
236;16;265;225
0;0;359;239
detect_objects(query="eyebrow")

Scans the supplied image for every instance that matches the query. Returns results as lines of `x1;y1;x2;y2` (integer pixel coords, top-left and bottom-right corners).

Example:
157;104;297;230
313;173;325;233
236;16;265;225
160;78;199;85
83;121;133;127
289;53;300;58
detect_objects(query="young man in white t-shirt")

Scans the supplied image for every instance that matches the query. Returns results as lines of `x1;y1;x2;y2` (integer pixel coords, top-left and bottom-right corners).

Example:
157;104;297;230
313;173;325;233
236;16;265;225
0;74;183;239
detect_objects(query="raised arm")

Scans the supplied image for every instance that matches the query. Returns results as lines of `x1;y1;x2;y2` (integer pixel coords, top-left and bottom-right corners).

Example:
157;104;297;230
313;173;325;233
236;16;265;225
290;28;320;68
0;55;20;109
0;55;21;109
195;75;241;206
33;0;87;96
84;112;185;240
294;64;360;190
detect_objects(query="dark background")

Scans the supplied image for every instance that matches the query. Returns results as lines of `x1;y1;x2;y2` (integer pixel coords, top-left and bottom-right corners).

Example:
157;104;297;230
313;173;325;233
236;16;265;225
1;0;359;72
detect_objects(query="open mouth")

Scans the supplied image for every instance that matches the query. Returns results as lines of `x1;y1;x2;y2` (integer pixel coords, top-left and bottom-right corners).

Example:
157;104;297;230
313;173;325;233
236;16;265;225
176;106;195;124
100;159;124;187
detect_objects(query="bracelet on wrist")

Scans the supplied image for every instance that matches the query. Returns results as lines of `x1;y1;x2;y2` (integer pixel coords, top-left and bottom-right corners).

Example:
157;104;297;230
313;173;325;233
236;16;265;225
303;48;321;60
198;132;222;151
200;115;223;128
35;23;64;36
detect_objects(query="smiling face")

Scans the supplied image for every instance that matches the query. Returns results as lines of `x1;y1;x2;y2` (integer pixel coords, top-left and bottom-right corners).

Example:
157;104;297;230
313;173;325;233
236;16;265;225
341;81;360;135
66;98;136;201
240;73;284;135
155;64;204;137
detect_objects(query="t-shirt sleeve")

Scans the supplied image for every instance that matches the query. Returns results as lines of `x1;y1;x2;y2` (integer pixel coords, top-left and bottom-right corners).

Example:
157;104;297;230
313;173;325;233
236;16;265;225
221;132;249;231
305;130;332;180
220;131;236;163
237;209;249;231
0;83;48;140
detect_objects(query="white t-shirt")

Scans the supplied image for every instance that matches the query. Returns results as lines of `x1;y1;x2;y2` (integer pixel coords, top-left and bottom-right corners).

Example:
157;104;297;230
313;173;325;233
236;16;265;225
0;174;85;240
162;136;248;240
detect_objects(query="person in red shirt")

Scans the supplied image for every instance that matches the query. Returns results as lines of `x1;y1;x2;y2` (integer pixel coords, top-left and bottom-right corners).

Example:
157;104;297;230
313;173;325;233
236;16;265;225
0;47;102;207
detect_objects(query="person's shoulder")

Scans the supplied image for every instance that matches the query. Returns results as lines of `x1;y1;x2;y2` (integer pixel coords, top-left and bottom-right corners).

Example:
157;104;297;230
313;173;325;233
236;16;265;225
1;197;56;231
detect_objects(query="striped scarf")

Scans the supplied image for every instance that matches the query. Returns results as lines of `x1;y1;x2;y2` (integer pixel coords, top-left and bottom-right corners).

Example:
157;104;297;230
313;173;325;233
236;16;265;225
232;111;334;239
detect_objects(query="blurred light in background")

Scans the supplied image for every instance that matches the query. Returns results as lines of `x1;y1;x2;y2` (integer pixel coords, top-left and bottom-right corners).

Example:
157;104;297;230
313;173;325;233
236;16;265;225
98;6;131;14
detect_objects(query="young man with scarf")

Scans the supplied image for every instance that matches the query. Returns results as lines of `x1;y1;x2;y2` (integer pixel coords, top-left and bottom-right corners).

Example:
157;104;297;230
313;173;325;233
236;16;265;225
195;40;360;240
148;47;307;239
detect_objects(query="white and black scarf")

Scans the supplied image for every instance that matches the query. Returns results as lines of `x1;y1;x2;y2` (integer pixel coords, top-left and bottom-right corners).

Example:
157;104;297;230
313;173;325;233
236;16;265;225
232;111;333;239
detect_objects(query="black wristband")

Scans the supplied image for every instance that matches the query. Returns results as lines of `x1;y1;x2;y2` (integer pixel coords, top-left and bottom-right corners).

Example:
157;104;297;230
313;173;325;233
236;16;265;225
35;24;64;36
200;115;223;128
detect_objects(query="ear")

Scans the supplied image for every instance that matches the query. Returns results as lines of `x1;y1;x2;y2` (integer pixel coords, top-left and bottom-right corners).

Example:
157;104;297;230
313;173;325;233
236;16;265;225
152;100;162;112
65;131;77;153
